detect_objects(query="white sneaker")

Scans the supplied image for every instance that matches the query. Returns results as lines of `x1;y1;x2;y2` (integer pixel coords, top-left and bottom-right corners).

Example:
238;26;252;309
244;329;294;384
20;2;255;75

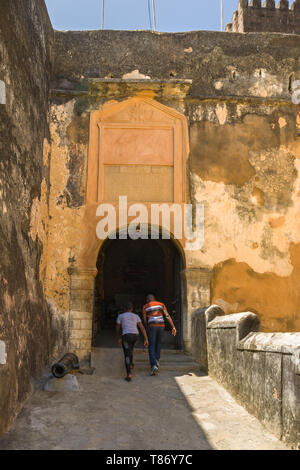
151;365;158;376
156;360;160;368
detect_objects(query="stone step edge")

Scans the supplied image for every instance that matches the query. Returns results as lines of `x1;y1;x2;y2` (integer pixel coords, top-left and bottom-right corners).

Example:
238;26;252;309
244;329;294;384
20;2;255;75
92;347;188;355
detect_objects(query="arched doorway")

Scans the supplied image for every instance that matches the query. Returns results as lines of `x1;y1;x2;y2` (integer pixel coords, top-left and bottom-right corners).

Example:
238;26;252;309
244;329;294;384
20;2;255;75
92;233;184;349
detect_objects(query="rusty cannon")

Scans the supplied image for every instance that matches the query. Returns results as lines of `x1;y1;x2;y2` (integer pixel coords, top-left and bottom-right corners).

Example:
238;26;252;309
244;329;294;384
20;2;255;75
51;353;80;378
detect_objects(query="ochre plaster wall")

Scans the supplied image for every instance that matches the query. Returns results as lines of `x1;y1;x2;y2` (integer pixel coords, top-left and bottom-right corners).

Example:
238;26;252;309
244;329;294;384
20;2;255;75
44;29;300;351
46;90;300;336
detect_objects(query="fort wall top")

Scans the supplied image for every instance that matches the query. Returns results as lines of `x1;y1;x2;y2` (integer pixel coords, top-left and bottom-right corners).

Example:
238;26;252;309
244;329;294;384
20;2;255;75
226;0;300;34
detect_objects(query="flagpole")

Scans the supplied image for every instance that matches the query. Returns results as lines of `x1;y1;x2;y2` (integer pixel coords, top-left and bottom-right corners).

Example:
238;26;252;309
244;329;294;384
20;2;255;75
221;0;223;32
152;0;157;31
102;0;105;30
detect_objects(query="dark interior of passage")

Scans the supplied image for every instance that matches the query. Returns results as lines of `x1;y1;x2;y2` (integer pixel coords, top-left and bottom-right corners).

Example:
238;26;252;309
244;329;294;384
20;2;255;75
93;236;183;349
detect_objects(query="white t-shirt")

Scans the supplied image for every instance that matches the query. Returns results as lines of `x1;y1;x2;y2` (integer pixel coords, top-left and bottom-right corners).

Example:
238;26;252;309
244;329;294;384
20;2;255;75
116;312;141;335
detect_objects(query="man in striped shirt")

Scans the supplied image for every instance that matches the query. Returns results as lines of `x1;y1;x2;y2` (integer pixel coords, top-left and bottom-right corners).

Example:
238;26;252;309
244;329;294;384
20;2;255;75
142;294;177;375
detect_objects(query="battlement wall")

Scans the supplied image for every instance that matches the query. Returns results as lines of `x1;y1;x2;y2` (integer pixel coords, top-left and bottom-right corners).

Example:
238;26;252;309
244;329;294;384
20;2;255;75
226;0;300;34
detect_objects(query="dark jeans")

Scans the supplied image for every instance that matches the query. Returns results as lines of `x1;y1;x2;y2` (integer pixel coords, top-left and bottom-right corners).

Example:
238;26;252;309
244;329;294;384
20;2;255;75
122;333;139;375
147;326;164;367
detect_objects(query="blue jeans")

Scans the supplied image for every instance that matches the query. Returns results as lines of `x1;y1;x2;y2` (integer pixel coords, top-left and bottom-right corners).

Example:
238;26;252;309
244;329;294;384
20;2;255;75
147;326;164;367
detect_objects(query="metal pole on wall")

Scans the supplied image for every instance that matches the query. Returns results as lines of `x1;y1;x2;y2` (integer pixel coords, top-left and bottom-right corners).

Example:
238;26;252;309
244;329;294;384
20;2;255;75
221;0;223;32
152;0;157;31
102;0;105;30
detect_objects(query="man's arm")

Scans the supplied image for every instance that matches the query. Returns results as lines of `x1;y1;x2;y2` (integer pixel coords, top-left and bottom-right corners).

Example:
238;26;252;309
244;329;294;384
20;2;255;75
142;306;147;328
163;306;177;336
137;321;149;347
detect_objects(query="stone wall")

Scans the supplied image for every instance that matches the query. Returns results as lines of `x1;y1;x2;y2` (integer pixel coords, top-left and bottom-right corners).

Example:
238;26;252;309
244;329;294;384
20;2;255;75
192;307;300;447
0;0;53;434
47;29;300;335
226;0;300;34
52;29;300;100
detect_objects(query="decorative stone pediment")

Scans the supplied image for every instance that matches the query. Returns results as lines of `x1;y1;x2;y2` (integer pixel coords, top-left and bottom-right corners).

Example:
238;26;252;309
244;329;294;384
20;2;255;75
87;95;189;204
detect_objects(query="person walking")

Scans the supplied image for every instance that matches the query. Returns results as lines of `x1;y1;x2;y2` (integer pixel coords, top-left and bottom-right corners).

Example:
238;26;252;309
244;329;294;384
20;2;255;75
116;301;149;382
142;294;176;376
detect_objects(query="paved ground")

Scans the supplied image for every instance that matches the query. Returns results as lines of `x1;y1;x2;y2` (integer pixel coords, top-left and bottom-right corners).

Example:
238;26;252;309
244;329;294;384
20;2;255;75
0;348;289;450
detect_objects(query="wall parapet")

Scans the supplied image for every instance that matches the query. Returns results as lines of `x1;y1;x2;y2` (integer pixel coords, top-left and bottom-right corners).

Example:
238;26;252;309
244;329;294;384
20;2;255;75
226;0;300;34
239;331;300;357
193;308;300;448
191;304;224;372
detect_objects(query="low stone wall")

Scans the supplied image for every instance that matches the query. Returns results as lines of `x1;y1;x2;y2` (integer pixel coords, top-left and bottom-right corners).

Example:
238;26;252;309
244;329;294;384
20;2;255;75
191;305;224;373
192;308;300;448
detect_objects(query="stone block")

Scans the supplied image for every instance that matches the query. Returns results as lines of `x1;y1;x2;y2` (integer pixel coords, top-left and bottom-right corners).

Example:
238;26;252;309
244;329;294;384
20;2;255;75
70;278;82;290
69;298;82;311
43;374;80;392
263;0;275;8
278;0;289;10
70;319;81;329
70;329;92;340
71;289;93;301
250;0;261;7
70;311;92;320
80;319;92;330
69;339;83;350
77;339;92;349
80;279;96;290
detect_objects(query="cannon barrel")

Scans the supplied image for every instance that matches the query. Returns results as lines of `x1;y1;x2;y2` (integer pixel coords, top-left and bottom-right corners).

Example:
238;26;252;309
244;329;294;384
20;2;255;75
51;353;79;378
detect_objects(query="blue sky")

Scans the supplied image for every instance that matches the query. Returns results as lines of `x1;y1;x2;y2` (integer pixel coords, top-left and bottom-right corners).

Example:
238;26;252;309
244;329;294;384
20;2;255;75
45;0;240;32
45;0;293;32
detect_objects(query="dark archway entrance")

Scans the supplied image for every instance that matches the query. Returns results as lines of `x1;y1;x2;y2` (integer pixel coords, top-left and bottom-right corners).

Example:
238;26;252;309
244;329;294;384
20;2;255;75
92;235;183;349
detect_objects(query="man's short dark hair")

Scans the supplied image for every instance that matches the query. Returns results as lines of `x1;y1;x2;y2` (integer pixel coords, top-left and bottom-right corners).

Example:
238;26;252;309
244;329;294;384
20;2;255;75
126;301;134;311
146;294;155;302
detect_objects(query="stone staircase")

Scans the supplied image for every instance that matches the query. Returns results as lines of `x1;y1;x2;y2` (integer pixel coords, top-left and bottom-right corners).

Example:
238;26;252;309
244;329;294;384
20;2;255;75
91;347;200;376
133;349;200;373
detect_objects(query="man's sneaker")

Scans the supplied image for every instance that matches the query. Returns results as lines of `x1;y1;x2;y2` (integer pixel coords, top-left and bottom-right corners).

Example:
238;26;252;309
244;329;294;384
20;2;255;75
156;360;160;368
150;365;158;376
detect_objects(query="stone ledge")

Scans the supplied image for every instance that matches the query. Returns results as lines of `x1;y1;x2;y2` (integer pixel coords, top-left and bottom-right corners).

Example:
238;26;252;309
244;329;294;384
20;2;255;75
88;78;193;100
238;331;300;355
207;311;260;342
207;311;258;328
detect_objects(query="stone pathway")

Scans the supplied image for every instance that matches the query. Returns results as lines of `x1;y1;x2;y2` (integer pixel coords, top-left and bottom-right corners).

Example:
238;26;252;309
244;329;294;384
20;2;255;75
0;348;289;450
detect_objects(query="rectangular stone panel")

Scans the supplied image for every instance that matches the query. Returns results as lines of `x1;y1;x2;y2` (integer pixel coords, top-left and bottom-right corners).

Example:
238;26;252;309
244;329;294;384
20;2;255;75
104;165;174;202
102;127;174;166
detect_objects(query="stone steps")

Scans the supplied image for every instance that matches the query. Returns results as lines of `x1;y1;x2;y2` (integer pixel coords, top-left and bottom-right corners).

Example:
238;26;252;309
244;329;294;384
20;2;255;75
90;347;200;375
133;352;200;373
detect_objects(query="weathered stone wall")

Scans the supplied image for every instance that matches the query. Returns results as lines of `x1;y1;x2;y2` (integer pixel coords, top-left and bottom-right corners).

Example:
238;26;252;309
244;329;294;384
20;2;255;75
226;0;300;34
52;29;300;100
191;304;224;372
47;29;300;336
0;0;53;434
193;308;300;447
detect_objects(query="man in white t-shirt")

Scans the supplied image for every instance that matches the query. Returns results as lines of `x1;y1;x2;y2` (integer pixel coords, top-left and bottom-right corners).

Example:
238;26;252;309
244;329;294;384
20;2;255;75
116;302;149;381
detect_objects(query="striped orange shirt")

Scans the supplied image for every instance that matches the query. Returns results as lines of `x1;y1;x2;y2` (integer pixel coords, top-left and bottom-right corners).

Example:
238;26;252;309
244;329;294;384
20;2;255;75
143;301;168;328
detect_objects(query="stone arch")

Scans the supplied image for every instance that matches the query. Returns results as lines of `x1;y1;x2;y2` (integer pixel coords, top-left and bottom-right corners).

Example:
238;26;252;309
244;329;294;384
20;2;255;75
92;225;186;350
